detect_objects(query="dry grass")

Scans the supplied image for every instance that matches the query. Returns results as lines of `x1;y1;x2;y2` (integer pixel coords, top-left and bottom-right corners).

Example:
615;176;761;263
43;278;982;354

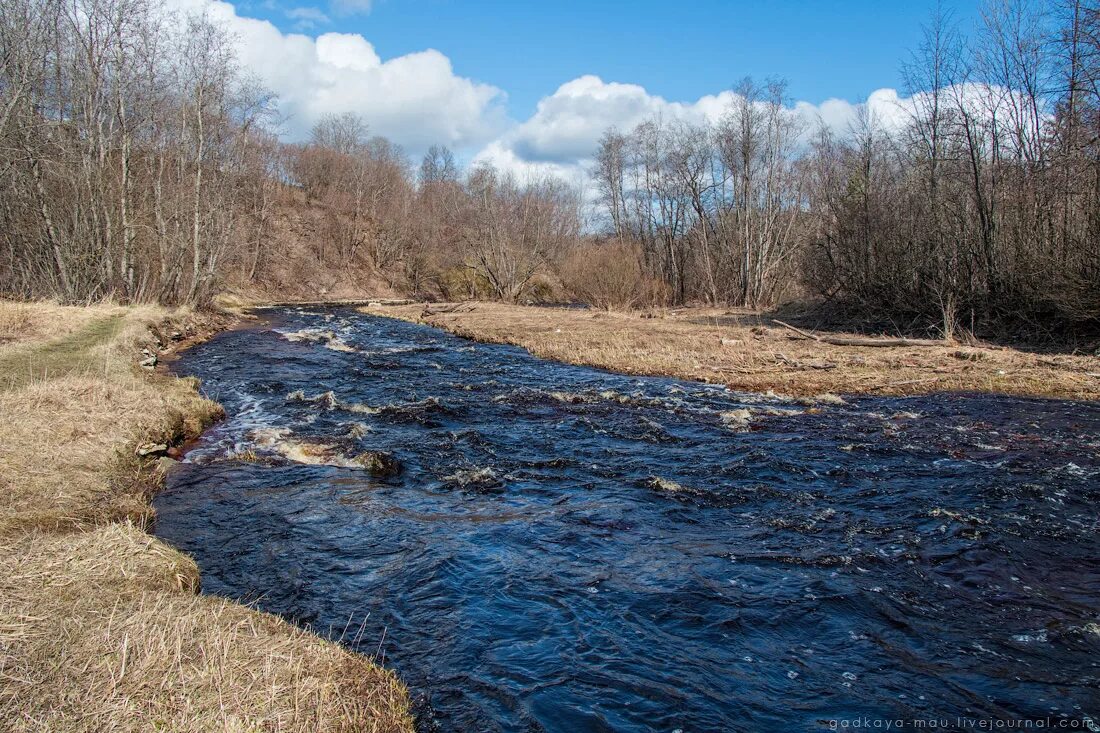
0;304;224;534
372;302;1100;400
0;300;412;733
0;316;125;389
0;300;117;348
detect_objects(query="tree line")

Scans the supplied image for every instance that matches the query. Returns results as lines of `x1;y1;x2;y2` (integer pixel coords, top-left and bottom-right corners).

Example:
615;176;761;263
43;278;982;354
591;1;1100;337
0;0;580;306
287;115;581;303
0;0;279;304
810;0;1100;338
2;0;1097;339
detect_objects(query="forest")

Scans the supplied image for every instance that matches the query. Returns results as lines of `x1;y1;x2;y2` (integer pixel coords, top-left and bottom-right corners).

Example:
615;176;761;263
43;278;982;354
1;0;1098;341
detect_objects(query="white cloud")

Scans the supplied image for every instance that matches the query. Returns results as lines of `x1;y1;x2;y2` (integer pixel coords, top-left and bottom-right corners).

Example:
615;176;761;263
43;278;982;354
284;5;329;30
500;75;738;165
474;77;1000;182
472;140;589;186
167;0;1019;187
167;0;507;150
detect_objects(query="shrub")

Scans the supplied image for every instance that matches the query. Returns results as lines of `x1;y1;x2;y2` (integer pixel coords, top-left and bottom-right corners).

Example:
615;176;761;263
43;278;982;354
560;241;669;310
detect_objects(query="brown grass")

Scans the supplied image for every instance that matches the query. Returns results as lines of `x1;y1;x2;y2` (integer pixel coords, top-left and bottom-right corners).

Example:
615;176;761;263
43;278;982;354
0;300;118;348
0;301;412;733
371;302;1100;400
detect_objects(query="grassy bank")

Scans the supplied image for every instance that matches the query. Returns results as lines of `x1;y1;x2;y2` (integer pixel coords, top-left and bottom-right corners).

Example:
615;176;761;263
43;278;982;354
0;301;412;733
371;302;1100;400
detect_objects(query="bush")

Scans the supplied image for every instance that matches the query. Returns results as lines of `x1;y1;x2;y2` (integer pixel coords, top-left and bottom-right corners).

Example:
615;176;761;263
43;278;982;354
520;274;561;304
560;241;669;310
438;267;494;300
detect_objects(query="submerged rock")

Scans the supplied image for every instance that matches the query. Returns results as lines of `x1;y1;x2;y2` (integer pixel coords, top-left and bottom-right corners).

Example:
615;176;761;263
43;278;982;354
720;408;753;430
646;476;686;493
247;427;395;472
287;390;380;415
345;422;372;438
155;456;179;473
929;507;987;525
797;393;847;406
278;328;357;353
442;466;501;489
353;451;402;477
548;390;589;404
643;476;716;503
287;389;339;410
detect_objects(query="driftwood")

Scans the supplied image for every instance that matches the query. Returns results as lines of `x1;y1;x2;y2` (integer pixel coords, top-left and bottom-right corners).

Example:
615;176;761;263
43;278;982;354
773;320;945;348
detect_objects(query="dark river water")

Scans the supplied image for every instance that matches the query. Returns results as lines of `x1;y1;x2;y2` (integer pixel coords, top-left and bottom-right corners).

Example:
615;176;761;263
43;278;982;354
153;307;1100;732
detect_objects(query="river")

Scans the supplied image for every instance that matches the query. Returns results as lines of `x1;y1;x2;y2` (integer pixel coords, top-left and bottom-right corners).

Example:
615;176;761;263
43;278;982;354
153;307;1100;732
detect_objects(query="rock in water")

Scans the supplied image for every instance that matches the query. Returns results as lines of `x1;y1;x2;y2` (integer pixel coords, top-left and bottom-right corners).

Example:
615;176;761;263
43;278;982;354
353;451;402;477
155;456;179;474
720;408;753;430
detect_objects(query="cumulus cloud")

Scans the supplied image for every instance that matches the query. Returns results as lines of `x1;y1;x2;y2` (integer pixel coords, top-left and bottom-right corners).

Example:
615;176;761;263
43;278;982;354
474;77;957;182
472;140;590;187
166;0;1013;186
501;76;735;164
167;0;507;149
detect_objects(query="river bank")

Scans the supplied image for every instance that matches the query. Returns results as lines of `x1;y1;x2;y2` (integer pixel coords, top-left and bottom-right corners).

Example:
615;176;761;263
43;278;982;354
0;301;412;732
370;302;1100;400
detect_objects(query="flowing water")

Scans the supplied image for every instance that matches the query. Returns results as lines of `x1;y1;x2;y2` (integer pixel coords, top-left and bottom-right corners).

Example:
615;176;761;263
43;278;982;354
153;307;1100;732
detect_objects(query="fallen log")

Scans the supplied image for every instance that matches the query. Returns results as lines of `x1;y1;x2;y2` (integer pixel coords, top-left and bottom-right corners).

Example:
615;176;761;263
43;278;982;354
773;320;946;348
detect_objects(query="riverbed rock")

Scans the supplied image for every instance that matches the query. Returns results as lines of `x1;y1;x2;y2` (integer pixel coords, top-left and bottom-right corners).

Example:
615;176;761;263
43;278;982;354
155;456;179;473
345;422;372;438
646;476;685;493
136;442;168;457
720;408;753;430
140;355;157;369
353;451;402;477
442;466;499;488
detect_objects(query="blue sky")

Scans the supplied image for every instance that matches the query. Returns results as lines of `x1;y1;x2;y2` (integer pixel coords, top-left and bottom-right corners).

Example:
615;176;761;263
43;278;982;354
239;0;980;119
192;0;982;175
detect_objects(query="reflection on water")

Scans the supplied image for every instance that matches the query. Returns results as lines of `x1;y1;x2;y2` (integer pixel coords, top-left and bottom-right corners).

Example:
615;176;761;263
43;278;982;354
154;307;1100;732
